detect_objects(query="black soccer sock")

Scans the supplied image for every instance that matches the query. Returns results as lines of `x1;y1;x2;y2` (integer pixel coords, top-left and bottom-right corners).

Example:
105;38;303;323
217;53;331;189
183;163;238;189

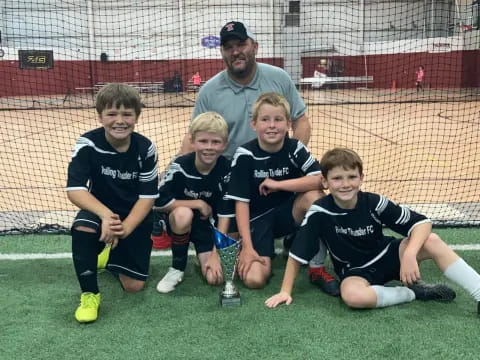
171;231;190;272
71;228;101;294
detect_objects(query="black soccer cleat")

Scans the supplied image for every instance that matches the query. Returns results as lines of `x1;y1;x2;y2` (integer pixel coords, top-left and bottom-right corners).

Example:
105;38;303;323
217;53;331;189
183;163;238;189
408;280;456;302
309;266;340;297
477;302;480;318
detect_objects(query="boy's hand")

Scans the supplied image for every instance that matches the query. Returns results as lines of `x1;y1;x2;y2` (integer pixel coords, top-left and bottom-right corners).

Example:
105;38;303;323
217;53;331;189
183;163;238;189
196;200;212;220
400;251;421;285
237;247;266;280
100;214;123;249
202;252;223;285
264;291;293;308
259;178;280;196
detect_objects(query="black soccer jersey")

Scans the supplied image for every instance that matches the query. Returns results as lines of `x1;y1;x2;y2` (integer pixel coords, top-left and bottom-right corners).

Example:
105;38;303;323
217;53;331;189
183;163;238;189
156;152;234;218
66;127;159;219
290;191;431;269
225;138;321;218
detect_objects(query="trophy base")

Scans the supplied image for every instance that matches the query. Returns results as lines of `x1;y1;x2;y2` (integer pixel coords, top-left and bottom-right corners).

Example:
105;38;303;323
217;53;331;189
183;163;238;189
220;294;241;307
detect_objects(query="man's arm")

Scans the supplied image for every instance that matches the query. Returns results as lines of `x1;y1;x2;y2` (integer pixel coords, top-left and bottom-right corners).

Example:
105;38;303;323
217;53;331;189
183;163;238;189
291;114;311;146
179;132;194;155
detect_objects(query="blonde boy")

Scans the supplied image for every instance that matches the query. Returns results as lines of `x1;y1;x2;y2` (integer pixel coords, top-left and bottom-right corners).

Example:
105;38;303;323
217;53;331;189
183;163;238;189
224;92;336;290
155;112;234;293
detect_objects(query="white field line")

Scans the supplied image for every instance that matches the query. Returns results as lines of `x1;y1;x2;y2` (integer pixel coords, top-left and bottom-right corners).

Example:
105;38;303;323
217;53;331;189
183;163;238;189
1;244;480;260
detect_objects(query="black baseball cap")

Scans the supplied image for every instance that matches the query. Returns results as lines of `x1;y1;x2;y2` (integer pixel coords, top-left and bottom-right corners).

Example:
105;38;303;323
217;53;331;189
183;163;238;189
220;21;255;46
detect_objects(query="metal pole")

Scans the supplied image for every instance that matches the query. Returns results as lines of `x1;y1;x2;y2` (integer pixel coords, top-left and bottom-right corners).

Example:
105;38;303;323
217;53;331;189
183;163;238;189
86;0;96;86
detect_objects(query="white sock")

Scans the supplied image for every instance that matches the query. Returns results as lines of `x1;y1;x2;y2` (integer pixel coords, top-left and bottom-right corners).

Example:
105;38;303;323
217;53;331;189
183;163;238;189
372;285;415;308
309;240;327;268
444;258;480;301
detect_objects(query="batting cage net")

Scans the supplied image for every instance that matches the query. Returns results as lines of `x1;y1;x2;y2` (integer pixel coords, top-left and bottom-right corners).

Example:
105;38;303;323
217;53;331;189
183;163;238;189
0;0;479;233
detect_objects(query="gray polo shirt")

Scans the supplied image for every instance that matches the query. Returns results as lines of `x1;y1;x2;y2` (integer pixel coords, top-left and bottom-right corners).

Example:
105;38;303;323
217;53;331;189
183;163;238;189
192;63;307;159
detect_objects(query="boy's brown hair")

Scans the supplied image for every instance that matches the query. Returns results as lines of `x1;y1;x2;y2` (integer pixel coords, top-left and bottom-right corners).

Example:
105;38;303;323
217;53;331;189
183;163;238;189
320;148;363;178
95;83;143;116
252;92;291;122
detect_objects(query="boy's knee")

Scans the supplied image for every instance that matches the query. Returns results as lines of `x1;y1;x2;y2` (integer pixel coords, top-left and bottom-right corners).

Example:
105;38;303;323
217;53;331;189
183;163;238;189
242;272;268;289
73;225;96;233
340;283;370;309
120;277;145;293
243;278;266;289
170;207;194;229
422;233;445;252
341;289;367;309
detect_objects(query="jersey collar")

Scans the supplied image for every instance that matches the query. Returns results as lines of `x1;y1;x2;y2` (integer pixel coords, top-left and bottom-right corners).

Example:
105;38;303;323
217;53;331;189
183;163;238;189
222;66;260;93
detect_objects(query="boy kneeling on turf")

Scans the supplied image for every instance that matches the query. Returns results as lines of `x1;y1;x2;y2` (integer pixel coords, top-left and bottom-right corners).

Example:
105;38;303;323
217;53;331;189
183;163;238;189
225;92;332;289
155;112;234;293
67;83;159;323
266;147;480;315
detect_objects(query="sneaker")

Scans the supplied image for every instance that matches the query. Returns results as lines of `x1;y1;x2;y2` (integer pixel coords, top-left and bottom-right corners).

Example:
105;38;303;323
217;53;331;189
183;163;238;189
408;280;456;302
156;267;184;293
75;292;101;323
309;266;340;297
151;213;171;249
152;230;172;250
97;245;111;270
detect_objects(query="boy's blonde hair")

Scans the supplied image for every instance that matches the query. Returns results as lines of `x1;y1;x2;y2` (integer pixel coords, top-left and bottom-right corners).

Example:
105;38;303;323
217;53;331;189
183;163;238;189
252;92;291;122
320;148;364;178
189;112;228;141
95;83;142;116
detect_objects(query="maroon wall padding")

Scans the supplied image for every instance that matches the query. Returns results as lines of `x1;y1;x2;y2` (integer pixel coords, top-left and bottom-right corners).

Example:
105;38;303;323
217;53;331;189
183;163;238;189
0;52;476;96
302;50;479;89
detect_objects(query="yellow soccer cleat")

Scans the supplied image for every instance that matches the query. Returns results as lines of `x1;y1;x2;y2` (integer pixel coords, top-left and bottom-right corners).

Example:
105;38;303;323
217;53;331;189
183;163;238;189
75;292;101;323
97;244;111;270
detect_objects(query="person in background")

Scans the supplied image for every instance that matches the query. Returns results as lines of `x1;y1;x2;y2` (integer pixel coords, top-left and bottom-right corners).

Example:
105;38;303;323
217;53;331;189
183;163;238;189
415;65;424;93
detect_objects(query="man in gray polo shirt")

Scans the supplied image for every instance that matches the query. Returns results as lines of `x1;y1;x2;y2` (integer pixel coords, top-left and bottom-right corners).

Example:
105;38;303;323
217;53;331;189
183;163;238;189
177;21;339;296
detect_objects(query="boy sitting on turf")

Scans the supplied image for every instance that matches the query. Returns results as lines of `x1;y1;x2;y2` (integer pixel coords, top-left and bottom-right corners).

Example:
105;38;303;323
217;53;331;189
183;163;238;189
155;112;234;293
266;148;480;315
66;83;159;323
225;92;331;289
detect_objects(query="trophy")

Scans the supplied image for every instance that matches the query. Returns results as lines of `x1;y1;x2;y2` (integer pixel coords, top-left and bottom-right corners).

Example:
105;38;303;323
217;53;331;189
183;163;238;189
213;228;241;307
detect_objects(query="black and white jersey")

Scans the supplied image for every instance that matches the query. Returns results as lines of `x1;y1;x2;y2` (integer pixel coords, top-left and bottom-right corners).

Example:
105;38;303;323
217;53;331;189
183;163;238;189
225;138;321;218
66;127;159;218
156;152;234;218
290;191;431;269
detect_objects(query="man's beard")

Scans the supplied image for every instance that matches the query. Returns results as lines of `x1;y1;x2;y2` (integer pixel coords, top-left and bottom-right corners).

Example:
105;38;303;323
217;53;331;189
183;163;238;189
227;56;253;78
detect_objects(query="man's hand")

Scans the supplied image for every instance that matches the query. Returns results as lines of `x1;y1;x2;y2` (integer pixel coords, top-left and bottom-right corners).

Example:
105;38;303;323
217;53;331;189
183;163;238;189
237;247;266;280
264;291;293;308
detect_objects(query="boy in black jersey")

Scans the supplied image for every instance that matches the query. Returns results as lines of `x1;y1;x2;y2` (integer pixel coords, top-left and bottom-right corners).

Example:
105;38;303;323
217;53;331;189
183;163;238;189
225;92;333;290
66;83;159;323
155;112;234;293
266;148;480;316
